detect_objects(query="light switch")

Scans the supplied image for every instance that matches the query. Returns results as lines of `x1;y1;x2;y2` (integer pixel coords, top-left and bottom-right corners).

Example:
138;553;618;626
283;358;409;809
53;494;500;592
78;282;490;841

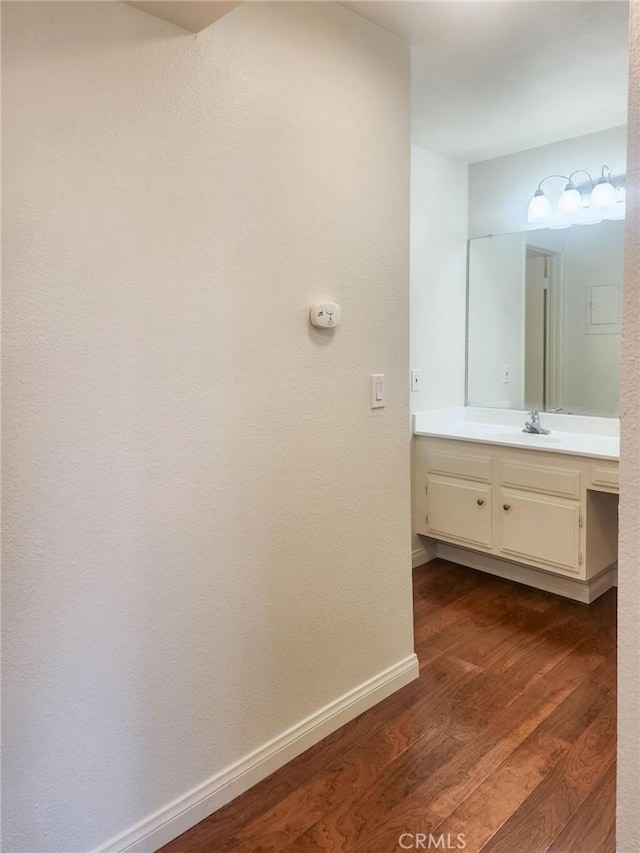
371;374;385;408
411;369;422;392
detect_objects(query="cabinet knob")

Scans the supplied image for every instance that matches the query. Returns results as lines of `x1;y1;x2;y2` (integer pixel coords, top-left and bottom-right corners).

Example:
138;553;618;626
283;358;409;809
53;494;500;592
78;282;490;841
503;504;511;511
477;499;485;506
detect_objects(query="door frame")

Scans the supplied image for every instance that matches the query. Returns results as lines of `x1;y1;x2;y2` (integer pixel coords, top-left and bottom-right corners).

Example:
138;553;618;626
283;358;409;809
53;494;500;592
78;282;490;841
525;245;564;411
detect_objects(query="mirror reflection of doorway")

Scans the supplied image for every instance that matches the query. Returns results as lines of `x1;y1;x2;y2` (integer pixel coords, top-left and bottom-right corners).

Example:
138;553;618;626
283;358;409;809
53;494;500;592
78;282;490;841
468;222;625;417
525;247;560;412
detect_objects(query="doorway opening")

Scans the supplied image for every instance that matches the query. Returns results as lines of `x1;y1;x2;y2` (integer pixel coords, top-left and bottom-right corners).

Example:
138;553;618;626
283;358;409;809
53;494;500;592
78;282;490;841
525;247;562;412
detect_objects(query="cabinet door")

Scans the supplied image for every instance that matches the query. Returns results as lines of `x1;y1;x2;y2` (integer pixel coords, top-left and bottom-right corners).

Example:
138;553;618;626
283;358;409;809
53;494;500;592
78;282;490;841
498;488;581;574
427;475;492;549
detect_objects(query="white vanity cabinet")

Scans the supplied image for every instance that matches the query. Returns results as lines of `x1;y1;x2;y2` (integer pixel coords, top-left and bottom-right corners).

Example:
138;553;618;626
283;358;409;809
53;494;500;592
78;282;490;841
414;437;619;599
496;456;583;576
498;488;581;574
422;446;493;550
427;476;493;549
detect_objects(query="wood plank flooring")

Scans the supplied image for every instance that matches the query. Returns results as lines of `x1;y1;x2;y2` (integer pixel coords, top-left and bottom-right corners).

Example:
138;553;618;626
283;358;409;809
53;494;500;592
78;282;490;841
160;560;616;853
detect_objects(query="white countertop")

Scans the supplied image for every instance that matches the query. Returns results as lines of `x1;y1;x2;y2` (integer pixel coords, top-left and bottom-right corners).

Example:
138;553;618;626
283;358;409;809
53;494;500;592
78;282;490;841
413;407;620;461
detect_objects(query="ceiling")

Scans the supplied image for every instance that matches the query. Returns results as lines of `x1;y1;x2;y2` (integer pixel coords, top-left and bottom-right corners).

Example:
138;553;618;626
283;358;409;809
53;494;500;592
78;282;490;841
344;1;630;162
126;1;239;32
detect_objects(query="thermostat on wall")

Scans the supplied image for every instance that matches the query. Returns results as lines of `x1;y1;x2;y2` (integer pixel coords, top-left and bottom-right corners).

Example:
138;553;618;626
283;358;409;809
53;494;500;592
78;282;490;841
310;302;341;328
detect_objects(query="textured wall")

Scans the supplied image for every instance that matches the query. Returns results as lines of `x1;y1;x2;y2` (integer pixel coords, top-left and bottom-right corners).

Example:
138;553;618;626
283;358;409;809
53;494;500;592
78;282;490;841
618;1;640;847
1;3;413;850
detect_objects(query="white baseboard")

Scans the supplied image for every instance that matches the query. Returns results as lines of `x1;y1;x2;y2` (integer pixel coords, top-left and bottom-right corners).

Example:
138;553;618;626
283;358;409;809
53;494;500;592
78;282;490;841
94;653;419;853
412;538;437;568
437;543;617;604
588;565;618;600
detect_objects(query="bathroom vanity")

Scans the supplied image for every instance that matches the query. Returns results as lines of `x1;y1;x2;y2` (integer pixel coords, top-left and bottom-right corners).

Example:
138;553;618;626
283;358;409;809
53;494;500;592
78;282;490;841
413;409;619;602
412;216;624;603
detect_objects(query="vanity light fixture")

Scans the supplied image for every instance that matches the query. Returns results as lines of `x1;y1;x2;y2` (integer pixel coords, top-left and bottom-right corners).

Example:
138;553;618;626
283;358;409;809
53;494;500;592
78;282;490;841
557;168;592;217
556;180;582;216
527;165;625;227
610;185;627;220
527;188;554;223
526;174;567;224
590;166;617;212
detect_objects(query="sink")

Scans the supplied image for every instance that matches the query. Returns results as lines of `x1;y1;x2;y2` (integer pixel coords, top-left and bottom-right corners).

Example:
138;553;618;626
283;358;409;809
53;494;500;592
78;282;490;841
486;431;562;444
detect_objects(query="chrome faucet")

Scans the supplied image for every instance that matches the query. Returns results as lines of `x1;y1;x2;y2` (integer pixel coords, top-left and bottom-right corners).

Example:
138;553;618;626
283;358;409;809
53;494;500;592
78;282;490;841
523;410;551;435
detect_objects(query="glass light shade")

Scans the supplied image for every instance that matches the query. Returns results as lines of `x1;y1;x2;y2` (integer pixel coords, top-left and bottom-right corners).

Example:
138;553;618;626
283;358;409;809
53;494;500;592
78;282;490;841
557;185;582;216
590;179;617;211
527;189;552;223
578;198;603;225
610;188;626;220
611;186;627;218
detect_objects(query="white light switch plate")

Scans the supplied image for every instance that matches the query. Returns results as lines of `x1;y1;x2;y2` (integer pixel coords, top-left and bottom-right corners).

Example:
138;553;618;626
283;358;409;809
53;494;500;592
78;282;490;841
371;374;385;408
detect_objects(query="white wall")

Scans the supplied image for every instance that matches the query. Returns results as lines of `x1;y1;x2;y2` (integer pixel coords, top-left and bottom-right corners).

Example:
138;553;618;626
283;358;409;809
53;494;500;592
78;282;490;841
618;2;640;848
1;3;415;851
410;144;468;412
469;125;628;238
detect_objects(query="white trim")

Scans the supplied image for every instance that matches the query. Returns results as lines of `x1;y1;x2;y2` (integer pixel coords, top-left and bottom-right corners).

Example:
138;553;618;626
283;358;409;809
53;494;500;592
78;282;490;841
412;538;437;568
590;565;618;598
93;654;419;853
437;543;616;603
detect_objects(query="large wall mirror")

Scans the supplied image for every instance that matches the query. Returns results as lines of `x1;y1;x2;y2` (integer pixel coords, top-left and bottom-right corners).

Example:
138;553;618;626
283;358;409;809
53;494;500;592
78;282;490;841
467;220;624;417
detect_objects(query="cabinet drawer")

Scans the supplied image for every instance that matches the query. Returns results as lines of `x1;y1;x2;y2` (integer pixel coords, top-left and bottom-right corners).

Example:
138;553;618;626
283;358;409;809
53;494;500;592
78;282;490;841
427;475;492;548
499;460;581;500
427;449;492;483
498;489;581;574
590;463;619;492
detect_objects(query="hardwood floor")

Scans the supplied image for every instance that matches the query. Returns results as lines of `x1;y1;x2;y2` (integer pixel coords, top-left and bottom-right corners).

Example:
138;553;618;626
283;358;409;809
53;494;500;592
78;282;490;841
160;560;617;853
